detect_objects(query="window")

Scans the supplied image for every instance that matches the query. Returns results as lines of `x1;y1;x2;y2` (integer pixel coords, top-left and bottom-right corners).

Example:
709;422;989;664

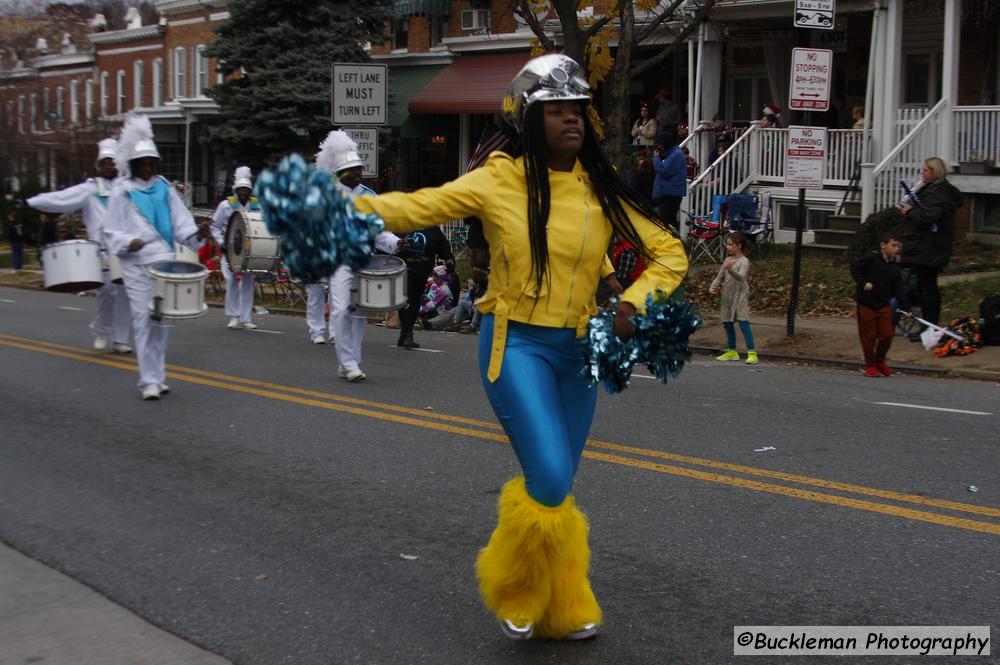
430;14;449;46
903;51;942;106
174;47;187;98
777;203;832;232
153;58;163;106
196;45;210;96
30;93;38;132
17;96;24;133
86;79;94;120
5;101;12;130
133;60;144;108
392;18;408;50
43;88;50;130
56;87;64;124
70;80;79;124
116;70;126;114
217;58;225;85
100;71;109;116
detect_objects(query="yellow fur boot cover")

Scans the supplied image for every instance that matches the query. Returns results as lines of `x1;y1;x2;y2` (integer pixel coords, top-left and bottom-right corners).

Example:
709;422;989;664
535;502;602;639
476;476;576;627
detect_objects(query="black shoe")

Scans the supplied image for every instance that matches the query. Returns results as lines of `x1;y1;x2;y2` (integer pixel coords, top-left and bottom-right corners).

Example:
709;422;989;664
398;332;420;349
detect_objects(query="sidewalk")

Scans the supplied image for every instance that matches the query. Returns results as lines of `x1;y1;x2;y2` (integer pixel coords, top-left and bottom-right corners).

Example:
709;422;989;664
692;313;1000;381
0;542;232;665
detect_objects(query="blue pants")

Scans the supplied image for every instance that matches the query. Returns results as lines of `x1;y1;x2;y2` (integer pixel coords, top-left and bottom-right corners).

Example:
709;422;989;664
478;314;597;507
723;320;755;351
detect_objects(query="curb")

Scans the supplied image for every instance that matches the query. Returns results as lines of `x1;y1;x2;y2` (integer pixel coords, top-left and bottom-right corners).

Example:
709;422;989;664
690;345;951;378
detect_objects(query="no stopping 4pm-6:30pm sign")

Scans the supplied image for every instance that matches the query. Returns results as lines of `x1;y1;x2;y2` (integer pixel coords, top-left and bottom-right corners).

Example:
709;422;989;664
785;126;827;189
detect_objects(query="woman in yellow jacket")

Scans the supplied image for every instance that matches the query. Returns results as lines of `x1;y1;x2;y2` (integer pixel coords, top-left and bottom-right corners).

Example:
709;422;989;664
355;54;688;641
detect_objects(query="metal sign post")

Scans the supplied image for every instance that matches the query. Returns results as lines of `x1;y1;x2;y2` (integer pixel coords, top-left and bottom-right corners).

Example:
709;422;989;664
783;126;828;337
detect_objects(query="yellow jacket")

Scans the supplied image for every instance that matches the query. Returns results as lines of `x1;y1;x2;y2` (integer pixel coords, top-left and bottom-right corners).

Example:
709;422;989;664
355;152;688;381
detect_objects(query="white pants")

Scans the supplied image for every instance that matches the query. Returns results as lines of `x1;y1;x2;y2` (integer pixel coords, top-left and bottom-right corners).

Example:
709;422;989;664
222;260;255;323
120;261;169;389
91;277;131;344
306;282;334;339
330;265;365;372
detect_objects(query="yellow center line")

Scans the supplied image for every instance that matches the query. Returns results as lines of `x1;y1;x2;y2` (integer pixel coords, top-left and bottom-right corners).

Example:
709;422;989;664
2;332;999;535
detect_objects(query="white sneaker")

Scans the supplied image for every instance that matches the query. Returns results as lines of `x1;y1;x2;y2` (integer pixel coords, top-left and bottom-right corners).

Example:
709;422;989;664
93;333;110;351
159;384;170;394
111;343;132;354
345;368;366;382
141;385;160;400
311;335;326;344
241;321;258;330
227;317;240;330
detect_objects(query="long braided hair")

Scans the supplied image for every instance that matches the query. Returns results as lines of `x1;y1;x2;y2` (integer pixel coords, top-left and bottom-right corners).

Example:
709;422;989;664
509;102;679;297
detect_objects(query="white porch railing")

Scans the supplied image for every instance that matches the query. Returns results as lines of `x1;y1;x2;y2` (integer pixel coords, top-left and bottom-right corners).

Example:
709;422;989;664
682;123;758;232
954;106;1000;163
897;107;929;143
861;98;948;220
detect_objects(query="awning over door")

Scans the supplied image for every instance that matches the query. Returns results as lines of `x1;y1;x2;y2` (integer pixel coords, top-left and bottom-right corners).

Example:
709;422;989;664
387;64;448;128
408;51;531;114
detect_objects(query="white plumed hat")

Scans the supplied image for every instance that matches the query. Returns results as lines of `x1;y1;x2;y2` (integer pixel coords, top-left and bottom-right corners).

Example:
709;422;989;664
96;137;118;168
316;130;363;175
115;114;159;177
232;166;253;191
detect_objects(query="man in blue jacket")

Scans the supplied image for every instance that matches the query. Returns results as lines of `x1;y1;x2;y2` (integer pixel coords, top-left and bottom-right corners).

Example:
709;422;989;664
652;140;687;229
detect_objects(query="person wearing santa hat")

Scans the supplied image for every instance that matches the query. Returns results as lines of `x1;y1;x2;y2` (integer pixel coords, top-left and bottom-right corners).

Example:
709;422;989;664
27;137;133;354
103;114;211;400
761;104;782;128
315;130;401;382
210;166;260;330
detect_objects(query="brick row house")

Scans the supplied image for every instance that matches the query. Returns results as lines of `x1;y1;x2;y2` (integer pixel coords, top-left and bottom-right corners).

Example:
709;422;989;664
1;0;997;243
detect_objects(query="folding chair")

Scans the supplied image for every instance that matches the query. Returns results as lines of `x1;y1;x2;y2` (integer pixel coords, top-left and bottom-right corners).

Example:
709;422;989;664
686;212;724;263
723;192;773;255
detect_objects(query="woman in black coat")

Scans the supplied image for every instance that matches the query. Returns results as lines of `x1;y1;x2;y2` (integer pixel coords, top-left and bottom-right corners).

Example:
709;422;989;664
899;157;963;325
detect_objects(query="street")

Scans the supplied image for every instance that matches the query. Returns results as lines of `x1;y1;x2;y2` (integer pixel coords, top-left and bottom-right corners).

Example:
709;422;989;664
1;285;997;665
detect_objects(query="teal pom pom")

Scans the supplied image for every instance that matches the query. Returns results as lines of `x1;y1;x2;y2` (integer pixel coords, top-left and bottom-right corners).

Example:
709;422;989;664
582;290;701;394
255;154;384;282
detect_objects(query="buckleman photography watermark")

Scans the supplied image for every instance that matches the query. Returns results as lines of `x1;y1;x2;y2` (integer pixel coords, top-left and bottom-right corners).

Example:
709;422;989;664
734;626;990;656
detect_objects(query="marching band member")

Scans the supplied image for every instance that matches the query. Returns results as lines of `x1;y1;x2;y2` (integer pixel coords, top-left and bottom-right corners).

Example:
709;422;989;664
355;55;687;640
27;138;132;353
103;115;210;400
315;130;400;382
210;166;259;330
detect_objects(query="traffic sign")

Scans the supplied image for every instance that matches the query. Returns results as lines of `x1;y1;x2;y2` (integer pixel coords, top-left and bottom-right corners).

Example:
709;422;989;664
794;0;835;30
332;63;387;126
784;126;827;188
789;48;832;111
343;127;379;179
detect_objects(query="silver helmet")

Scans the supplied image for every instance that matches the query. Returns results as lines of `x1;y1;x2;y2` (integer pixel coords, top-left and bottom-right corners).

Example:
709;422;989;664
501;53;591;132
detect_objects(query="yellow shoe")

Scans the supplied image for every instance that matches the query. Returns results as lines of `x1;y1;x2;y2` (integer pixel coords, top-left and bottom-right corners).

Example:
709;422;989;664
745;351;759;364
715;349;740;361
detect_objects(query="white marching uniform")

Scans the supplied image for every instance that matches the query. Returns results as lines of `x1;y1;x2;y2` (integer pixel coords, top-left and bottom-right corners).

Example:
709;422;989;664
329;182;400;374
104;176;203;390
306;282;334;341
210;196;256;325
27;178;131;346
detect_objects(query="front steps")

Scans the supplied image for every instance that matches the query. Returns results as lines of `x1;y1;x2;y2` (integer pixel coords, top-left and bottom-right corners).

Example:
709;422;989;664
812;199;861;251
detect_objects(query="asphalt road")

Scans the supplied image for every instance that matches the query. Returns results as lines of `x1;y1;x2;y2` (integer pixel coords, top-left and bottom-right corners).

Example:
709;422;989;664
1;285;997;665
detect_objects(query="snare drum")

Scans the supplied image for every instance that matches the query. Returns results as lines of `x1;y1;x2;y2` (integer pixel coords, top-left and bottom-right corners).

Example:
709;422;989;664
146;260;208;319
225;210;281;274
352;255;407;311
174;242;199;264
42;240;104;292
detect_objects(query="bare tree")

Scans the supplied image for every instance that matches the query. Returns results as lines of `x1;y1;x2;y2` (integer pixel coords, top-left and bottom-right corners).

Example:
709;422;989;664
508;0;718;164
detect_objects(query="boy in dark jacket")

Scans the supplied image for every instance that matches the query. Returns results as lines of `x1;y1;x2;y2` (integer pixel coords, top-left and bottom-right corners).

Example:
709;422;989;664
850;230;911;377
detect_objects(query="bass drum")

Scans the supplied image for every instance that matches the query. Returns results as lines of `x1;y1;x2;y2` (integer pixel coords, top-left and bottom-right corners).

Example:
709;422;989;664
225;210;281;274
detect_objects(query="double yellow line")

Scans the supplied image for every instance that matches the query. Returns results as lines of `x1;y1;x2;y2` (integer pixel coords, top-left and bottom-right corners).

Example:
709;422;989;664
2;331;999;537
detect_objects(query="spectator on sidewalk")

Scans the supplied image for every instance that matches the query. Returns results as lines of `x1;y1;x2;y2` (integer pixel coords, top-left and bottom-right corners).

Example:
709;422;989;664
5;211;24;270
899;157;962;326
850;229;911;377
652;140;686;229
710;231;757;364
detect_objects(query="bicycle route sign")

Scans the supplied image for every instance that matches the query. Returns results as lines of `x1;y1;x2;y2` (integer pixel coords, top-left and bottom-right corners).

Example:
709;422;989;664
785;126;827;189
789;47;833;111
794;0;835;30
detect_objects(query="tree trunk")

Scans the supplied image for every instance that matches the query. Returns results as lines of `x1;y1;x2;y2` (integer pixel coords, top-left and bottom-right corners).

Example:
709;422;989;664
605;0;635;167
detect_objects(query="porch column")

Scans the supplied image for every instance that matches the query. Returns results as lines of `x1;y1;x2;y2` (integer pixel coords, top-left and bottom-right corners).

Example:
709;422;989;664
459;112;471;175
878;0;903;161
940;0;961;166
